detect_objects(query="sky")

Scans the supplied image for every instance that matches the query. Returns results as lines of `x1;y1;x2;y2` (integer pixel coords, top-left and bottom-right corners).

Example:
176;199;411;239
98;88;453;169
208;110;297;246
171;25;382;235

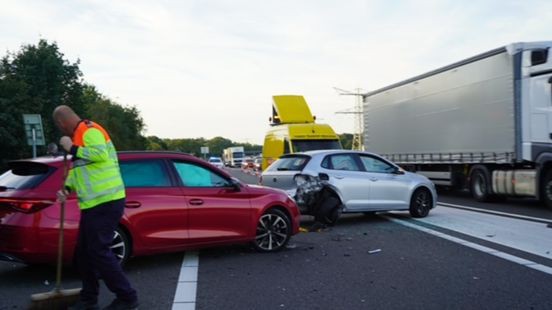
1;0;552;144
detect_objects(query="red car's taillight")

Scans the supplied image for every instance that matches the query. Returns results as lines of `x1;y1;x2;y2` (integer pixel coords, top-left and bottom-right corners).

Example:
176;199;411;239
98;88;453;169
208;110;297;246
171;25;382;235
0;199;55;213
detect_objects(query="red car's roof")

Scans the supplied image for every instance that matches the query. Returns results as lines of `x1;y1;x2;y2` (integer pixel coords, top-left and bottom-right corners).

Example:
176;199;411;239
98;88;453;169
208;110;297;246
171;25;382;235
11;151;232;178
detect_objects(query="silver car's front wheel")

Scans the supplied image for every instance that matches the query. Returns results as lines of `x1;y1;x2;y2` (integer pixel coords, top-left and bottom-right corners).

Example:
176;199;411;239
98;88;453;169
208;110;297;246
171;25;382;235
409;188;432;218
253;209;291;252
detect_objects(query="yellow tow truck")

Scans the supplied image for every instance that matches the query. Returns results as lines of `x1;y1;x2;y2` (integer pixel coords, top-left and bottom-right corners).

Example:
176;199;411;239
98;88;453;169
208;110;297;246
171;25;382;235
262;95;342;170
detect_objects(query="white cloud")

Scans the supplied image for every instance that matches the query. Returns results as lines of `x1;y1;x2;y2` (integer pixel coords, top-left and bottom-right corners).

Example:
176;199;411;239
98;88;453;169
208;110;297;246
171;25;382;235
1;0;551;144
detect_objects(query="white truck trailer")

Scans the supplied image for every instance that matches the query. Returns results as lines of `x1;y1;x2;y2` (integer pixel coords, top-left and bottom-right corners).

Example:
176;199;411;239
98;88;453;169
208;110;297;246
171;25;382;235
222;146;245;167
363;41;552;207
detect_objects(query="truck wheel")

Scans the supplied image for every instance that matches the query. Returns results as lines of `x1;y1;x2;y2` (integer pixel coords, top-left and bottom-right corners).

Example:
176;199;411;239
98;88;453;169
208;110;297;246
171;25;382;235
409;188;432;218
542;171;552;209
470;168;492;202
315;196;342;226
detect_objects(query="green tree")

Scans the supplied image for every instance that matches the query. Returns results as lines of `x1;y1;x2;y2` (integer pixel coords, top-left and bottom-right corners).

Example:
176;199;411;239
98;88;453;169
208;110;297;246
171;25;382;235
146;136;262;159
146;136;168;150
0;39;148;171
0;39;85;166
206;136;233;157
82;85;147;150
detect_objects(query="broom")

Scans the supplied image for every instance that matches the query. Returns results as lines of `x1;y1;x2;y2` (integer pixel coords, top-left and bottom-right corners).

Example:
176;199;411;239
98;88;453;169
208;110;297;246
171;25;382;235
29;151;81;309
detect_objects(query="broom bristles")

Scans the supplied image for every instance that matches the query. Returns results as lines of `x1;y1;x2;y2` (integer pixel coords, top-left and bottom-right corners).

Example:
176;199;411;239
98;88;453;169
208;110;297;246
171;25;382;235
29;288;81;309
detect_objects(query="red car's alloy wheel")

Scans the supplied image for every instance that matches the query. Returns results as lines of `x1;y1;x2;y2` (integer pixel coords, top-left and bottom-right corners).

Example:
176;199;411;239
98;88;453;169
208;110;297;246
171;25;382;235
254;209;291;252
110;227;130;265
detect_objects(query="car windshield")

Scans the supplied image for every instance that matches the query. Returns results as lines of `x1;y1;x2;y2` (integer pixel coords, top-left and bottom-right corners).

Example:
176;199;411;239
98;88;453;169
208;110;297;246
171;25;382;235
267;155;310;171
0;161;52;190
291;139;342;152
233;152;244;158
209;158;222;163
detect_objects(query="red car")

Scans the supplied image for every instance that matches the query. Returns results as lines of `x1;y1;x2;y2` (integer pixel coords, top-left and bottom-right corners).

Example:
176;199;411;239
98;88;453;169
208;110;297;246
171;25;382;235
0;151;300;265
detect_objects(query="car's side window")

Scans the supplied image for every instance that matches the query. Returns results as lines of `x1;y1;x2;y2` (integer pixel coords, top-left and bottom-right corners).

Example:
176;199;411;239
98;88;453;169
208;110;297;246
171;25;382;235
120;160;172;187
328;154;360;171
321;156;331;169
173;161;230;187
360;155;394;173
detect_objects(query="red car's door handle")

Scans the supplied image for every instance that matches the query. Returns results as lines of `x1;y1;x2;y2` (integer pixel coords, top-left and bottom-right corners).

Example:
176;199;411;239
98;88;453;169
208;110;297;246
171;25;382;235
125;201;141;208
189;199;204;206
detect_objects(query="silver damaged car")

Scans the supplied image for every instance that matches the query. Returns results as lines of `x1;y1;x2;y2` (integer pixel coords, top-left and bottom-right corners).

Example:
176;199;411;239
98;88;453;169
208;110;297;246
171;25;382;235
261;150;437;225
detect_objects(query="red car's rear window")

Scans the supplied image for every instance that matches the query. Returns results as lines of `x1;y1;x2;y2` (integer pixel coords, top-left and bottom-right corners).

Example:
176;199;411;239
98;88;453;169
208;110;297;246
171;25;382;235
0;162;53;191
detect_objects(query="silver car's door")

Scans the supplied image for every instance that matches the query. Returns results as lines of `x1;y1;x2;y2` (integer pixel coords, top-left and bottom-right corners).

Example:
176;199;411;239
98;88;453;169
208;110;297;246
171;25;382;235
321;153;370;211
358;154;411;209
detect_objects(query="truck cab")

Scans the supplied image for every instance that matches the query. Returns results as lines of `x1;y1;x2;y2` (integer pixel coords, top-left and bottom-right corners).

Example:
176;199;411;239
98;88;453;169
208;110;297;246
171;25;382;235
262;95;342;170
519;43;552;162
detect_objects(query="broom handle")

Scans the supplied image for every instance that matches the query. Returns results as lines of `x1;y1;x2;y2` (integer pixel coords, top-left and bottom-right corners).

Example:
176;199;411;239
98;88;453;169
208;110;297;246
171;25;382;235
55;153;69;291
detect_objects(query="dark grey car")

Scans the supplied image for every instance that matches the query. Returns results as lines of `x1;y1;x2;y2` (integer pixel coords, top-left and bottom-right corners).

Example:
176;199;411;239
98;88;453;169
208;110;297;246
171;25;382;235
261;150;437;224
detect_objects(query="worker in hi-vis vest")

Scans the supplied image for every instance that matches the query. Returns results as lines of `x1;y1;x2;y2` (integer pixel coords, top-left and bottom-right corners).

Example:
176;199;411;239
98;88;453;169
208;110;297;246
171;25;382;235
53;105;138;310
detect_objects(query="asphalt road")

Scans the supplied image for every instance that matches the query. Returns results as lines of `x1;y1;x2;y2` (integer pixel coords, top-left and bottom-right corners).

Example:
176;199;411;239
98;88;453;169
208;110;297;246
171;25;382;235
1;167;551;309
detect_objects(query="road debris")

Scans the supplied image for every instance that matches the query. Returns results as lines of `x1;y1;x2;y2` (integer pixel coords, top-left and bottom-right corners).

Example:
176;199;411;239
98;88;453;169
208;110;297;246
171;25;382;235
286;244;297;249
368;249;382;254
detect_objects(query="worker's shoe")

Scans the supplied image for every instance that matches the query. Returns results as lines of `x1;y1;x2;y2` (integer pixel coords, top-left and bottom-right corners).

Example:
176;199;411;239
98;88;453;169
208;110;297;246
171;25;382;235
69;300;100;310
103;298;139;310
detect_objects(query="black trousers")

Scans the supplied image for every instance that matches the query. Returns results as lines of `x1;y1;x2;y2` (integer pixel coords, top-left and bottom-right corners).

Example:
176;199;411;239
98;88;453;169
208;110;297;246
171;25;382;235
75;198;137;304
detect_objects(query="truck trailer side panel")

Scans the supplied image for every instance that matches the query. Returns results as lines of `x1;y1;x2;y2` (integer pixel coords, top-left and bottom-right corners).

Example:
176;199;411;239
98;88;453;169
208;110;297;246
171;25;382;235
364;51;516;163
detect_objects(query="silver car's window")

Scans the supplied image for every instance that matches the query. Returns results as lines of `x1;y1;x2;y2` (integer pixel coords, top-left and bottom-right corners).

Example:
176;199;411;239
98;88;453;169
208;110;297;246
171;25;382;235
359;155;394;173
328;154;360;171
268;156;309;171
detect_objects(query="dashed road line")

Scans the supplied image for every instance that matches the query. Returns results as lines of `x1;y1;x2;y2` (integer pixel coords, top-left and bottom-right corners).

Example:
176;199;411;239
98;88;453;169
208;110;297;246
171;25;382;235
382;215;552;276
172;251;199;310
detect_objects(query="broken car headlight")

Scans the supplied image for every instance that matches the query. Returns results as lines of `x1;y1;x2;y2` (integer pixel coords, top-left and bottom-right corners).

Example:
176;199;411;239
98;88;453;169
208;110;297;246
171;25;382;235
294;174;310;186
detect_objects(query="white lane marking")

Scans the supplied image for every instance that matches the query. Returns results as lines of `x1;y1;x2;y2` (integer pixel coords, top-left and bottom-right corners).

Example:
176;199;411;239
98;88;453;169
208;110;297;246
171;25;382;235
438;202;552;224
383;215;552;276
172;251;199;310
414;206;552;259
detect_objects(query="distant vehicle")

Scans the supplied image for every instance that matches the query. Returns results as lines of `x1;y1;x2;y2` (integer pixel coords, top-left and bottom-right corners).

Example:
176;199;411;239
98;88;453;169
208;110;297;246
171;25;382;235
253;156;262;171
362;41;552;207
262;95;342;170
241;157;255;170
223;146;245;167
208;156;224;169
0;151;300;265
261;150;436;225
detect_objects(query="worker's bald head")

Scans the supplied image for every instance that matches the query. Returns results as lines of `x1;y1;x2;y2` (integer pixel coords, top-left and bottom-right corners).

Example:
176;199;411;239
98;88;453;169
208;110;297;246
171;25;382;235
53;105;81;136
